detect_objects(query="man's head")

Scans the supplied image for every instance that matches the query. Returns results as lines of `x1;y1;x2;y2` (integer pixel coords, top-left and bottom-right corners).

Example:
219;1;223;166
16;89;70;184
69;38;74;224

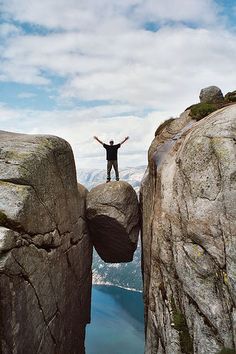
109;140;114;145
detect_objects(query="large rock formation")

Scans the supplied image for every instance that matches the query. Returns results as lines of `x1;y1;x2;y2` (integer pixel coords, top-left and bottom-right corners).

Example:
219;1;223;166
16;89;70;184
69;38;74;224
141;104;236;353
0;131;92;354
86;181;140;263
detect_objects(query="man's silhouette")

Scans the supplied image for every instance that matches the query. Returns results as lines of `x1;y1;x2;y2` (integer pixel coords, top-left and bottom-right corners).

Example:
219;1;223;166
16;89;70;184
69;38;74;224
94;136;129;182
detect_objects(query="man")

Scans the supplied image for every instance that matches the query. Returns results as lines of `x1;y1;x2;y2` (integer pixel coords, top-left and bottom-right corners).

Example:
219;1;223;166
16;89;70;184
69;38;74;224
94;136;129;182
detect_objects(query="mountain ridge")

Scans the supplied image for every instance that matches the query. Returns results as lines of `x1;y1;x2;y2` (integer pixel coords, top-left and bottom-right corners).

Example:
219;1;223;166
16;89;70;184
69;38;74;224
77;165;146;191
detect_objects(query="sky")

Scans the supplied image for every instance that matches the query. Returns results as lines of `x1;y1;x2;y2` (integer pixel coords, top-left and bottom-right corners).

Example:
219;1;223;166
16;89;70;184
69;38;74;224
0;0;236;170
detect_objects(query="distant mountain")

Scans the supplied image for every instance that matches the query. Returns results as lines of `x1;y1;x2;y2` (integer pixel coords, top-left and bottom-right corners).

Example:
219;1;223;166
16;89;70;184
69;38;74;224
77;165;146;192
77;166;145;291
92;242;142;291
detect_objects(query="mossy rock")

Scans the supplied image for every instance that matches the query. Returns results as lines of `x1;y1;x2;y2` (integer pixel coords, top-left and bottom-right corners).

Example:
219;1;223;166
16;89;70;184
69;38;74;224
225;90;236;103
173;311;193;353
189;103;218;121
155;118;174;136
173;311;188;332
218;349;236;354
171;297;193;354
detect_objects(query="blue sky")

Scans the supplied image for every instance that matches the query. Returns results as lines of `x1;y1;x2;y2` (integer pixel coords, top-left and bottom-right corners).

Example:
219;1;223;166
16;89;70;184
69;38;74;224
0;0;235;169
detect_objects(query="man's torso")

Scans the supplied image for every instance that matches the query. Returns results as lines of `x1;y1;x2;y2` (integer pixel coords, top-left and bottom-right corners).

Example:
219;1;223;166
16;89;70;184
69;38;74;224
103;144;121;160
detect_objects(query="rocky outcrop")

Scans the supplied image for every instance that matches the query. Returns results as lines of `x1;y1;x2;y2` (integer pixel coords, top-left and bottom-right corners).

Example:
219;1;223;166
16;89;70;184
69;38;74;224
141;103;236;353
86;181;140;263
0;131;92;354
225;90;236;103
199;86;224;103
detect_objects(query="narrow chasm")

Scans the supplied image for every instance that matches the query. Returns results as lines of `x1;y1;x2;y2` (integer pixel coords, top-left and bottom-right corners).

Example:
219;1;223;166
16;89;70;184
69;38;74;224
85;180;145;354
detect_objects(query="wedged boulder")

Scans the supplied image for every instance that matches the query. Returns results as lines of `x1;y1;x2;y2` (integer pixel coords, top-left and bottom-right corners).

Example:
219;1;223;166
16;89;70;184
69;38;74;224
141;103;236;353
86;181;140;263
0;131;92;354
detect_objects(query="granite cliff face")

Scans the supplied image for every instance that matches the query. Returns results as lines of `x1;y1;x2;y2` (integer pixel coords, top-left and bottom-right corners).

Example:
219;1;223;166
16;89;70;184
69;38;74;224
140;103;236;353
86;181;140;263
0;131;92;354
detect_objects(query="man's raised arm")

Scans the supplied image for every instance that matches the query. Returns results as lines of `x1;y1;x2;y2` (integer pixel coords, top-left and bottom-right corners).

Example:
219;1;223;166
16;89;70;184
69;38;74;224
94;136;104;145
120;136;129;145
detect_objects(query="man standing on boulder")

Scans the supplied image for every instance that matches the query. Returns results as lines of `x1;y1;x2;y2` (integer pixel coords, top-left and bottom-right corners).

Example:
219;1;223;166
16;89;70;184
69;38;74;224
94;136;129;182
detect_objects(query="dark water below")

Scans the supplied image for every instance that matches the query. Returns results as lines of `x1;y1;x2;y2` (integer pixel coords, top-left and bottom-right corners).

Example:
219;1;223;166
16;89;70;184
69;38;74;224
86;285;145;354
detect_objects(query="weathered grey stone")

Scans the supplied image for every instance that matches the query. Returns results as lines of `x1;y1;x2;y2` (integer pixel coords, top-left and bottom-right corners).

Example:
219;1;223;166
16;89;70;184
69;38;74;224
86;181;140;263
199;85;224;103
0;131;92;354
140;104;236;353
225;90;236;103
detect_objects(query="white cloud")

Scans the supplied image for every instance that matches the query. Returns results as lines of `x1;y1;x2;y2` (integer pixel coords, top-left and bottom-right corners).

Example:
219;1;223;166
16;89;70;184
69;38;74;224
0;60;49;84
131;0;220;26
0;104;173;168
1;1;235;106
1;26;236;112
0;0;235;171
1;0;220;30
0;103;20;122
0;23;22;37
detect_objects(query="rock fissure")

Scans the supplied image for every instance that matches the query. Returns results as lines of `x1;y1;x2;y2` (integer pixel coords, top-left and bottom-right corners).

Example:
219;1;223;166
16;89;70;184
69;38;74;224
183;239;225;270
0;226;64;254
35;310;60;354
11;253;57;329
143;169;158;331
181;243;215;278
1;262;57;346
218;219;227;269
185;292;223;342
65;252;79;281
97;202;127;216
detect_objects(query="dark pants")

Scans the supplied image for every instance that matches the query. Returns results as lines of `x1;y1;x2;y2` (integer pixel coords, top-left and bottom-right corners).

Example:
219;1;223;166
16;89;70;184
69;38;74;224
107;160;119;181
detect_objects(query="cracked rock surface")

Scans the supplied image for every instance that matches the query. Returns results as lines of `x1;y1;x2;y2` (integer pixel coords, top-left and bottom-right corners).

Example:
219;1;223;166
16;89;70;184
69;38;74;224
0;131;92;354
140;104;236;354
86;181;140;263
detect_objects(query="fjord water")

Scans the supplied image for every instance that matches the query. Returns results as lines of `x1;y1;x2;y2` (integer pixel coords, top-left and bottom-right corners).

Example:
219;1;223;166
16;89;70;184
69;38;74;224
86;285;144;354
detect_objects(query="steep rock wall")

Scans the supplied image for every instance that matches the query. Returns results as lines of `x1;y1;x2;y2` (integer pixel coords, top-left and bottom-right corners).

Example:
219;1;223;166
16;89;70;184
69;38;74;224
140;105;236;354
0;131;92;354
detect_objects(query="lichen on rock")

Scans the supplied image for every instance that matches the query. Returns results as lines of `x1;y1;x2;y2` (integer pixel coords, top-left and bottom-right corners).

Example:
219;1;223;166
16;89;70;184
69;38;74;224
199;86;224;103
